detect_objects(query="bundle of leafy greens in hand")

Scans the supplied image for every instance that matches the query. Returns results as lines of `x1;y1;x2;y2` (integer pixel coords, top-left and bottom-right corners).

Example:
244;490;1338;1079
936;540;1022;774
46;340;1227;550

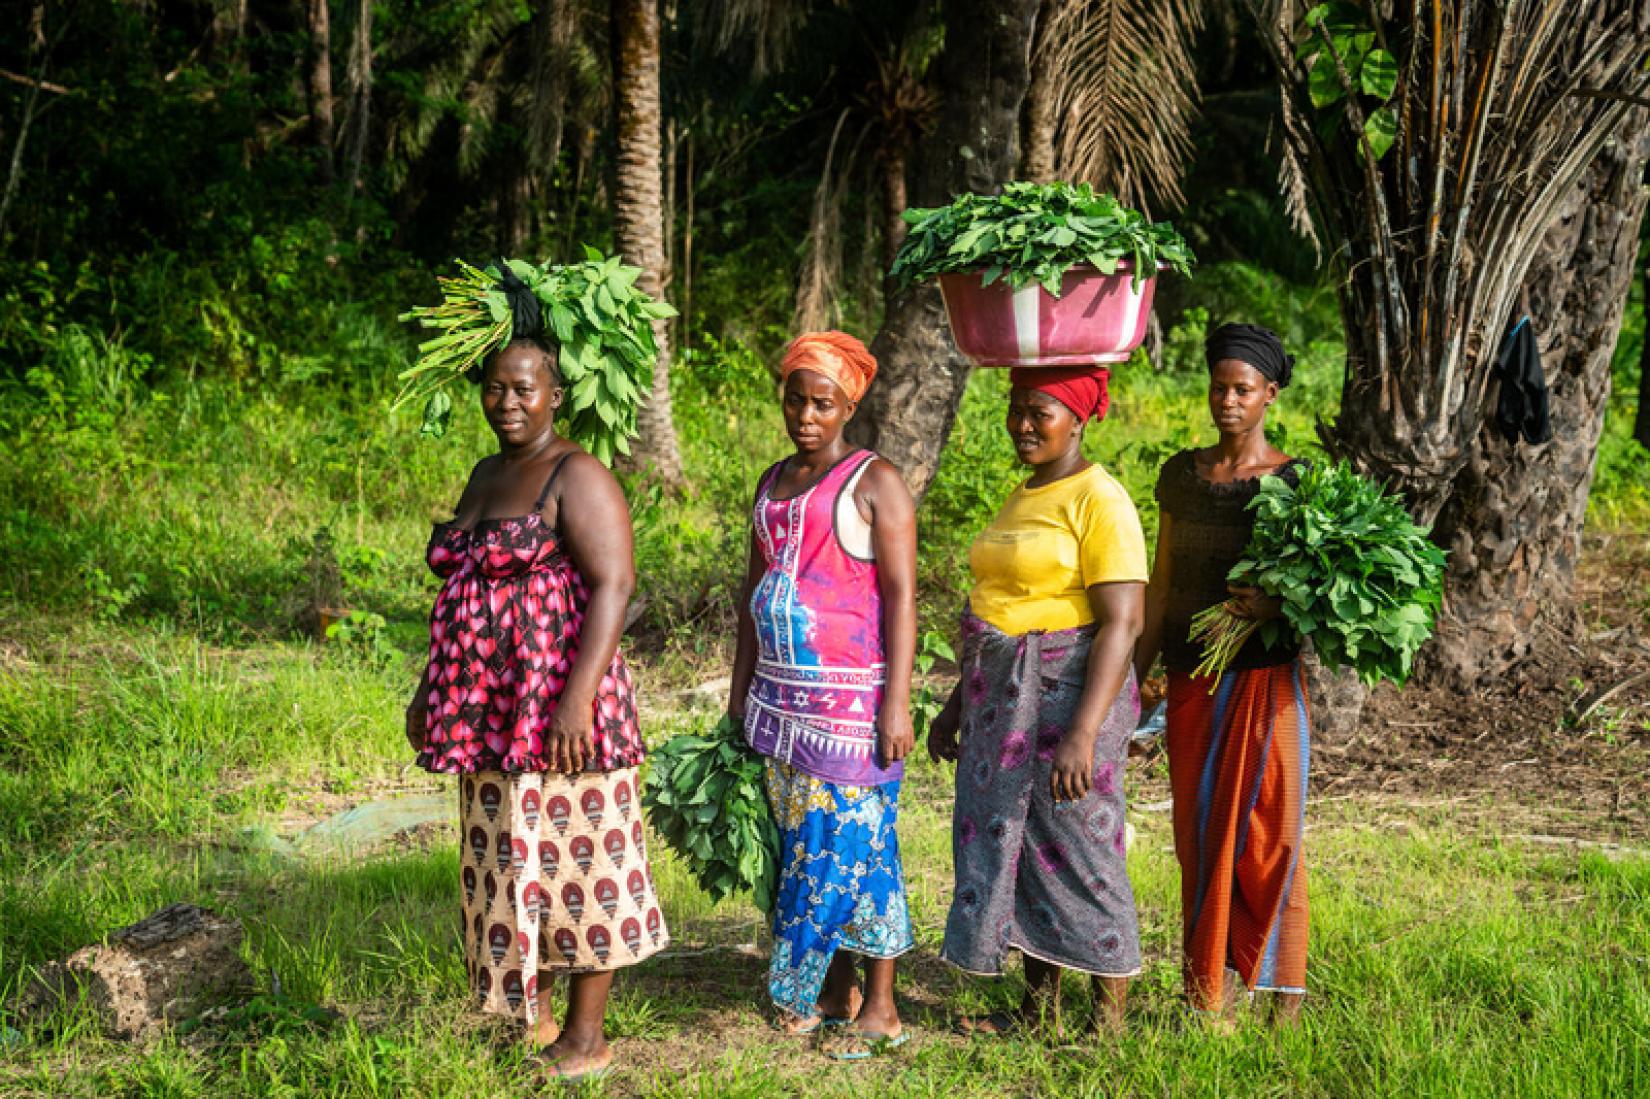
395;250;675;464
642;714;779;913
889;181;1195;295
1189;461;1446;688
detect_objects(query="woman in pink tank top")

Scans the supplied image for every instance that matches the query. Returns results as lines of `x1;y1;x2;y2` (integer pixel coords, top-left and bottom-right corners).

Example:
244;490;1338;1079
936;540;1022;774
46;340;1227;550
728;331;919;1058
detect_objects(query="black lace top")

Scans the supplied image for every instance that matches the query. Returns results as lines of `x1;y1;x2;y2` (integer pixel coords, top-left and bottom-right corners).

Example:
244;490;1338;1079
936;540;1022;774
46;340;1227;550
1154;449;1306;674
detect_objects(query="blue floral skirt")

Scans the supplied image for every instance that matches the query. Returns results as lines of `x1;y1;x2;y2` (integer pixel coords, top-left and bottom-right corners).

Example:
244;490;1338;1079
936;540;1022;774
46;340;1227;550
763;759;913;1017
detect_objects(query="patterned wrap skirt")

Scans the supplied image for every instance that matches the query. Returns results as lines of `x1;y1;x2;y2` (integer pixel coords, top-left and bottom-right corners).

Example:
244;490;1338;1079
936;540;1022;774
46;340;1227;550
458;768;668;1024
1167;662;1310;1009
763;759;913;1018
941;613;1141;978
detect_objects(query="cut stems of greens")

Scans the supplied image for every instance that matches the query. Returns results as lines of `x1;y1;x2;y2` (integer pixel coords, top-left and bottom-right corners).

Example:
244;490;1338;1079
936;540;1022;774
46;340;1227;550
1190;461;1446;688
889;181;1195;295
642;714;779;913
395;250;675;464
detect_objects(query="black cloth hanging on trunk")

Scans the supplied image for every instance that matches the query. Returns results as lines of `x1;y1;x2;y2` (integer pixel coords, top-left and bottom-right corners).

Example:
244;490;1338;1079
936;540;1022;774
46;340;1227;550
1491;316;1552;445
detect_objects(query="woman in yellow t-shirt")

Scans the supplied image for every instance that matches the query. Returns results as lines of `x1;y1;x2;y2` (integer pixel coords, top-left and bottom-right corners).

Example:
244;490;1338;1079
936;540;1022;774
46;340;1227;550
929;366;1146;1037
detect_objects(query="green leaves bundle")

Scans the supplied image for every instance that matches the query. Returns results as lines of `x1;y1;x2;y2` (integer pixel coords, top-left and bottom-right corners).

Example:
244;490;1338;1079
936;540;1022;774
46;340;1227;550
1190;461;1446;687
642;714;780;913
396;250;676;464
889;181;1195;296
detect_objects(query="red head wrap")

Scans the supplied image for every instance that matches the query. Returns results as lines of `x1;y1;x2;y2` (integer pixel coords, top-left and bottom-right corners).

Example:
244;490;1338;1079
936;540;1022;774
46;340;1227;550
781;331;878;402
1008;366;1111;422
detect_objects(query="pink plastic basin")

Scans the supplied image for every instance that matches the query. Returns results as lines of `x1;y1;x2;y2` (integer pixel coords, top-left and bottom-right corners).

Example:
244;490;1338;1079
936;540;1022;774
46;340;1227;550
938;262;1158;367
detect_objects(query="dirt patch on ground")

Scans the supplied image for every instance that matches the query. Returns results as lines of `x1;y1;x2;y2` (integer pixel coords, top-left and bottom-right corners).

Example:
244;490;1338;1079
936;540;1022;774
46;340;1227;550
1299;531;1650;840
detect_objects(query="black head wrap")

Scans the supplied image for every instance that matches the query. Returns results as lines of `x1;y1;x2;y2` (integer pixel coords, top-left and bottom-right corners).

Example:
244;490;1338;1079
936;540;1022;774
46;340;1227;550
1205;322;1294;388
495;258;542;340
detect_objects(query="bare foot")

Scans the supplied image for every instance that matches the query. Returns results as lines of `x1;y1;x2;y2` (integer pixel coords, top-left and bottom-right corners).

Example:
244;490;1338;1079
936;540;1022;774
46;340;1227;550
852;1000;900;1038
957;1010;1032;1038
817;985;864;1023
776;1011;824;1036
526;1016;561;1048
536;1036;612;1079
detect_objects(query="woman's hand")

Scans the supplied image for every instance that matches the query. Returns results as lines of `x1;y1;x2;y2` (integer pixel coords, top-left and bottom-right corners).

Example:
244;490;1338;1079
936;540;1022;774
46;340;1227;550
1050;732;1097;802
547;697;597;774
404;696;429;753
877;700;915;768
928;693;962;763
1227;585;1284;621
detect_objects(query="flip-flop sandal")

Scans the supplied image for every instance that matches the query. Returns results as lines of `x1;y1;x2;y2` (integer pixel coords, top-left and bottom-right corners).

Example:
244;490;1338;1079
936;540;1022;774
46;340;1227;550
821;1028;909;1061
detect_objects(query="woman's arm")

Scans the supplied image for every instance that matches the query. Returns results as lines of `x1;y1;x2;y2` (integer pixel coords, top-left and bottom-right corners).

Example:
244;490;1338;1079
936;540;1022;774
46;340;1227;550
1133;513;1172;687
1051;581;1145;802
862;459;917;767
548;454;636;773
727;528;765;721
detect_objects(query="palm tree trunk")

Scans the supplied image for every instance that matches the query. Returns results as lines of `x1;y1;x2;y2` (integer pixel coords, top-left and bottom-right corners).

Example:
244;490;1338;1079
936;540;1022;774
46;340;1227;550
304;0;336;183
610;0;683;483
850;0;1044;498
879;142;908;275
1423;113;1650;687
1636;258;1650;451
341;0;371;194
1019;0;1059;183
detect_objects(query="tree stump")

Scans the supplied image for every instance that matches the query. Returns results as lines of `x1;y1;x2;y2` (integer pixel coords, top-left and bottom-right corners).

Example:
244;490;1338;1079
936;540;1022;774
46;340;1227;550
25;903;251;1039
1303;644;1367;747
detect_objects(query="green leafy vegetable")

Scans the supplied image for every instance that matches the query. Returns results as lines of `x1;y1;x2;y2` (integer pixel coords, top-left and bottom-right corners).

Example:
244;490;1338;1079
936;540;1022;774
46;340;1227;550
642;714;780;913
888;181;1195;297
1189;461;1447;688
394;250;676;465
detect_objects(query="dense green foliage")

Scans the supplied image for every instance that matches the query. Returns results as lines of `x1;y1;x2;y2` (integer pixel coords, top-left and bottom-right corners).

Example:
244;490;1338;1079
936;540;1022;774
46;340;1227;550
1192;462;1447;686
891;182;1196;294
398;252;674;459
643;714;779;912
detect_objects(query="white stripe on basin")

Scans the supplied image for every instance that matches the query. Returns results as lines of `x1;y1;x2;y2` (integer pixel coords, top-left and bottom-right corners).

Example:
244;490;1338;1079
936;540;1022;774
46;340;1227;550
1013;285;1041;363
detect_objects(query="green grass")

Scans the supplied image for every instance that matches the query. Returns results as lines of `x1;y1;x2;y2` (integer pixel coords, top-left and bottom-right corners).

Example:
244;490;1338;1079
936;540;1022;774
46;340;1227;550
2;632;1649;1097
3;269;1650;1095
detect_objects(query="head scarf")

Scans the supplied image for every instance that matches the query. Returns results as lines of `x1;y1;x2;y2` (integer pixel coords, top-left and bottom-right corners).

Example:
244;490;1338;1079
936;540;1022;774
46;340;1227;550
1008;366;1111;422
781;331;878;402
1204;322;1294;387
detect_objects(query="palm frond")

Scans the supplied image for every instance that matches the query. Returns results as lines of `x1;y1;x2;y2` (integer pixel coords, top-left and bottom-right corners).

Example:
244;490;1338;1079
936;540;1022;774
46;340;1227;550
1029;0;1206;213
694;0;813;78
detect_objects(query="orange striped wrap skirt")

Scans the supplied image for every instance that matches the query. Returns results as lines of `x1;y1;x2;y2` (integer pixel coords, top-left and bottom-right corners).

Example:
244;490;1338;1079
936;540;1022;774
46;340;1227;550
1166;661;1310;1009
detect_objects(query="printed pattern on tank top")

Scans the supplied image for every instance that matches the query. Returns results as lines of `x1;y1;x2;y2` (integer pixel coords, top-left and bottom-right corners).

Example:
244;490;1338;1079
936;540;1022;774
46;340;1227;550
744;450;898;786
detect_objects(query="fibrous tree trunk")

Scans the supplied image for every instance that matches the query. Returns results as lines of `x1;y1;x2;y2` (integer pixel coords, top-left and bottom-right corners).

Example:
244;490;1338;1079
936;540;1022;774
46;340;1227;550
849;0;1043;498
1252;0;1650;688
1636;258;1650;451
611;0;682;482
1018;0;1059;182
340;0;371;194
305;0;336;183
1426;114;1650;684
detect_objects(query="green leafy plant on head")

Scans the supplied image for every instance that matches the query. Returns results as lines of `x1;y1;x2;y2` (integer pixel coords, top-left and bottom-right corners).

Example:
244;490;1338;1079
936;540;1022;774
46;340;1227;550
642;714;779;912
394;250;676;465
1190;461;1446;688
889;181;1195;296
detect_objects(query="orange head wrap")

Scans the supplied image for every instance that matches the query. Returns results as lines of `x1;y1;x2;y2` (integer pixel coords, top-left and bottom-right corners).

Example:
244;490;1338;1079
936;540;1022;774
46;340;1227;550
781;330;878;402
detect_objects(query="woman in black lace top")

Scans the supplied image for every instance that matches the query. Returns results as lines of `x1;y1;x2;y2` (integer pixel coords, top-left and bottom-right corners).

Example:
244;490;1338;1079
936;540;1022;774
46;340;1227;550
1134;323;1312;1029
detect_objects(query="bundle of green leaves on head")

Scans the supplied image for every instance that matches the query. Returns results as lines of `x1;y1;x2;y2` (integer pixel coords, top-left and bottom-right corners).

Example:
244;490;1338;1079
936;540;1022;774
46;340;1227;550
395;249;675;464
642;714;779;913
889;180;1195;295
1190;461;1447;688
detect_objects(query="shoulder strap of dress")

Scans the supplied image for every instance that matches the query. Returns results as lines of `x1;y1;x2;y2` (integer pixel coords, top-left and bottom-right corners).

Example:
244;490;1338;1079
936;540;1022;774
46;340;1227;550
533;450;576;512
755;458;786;500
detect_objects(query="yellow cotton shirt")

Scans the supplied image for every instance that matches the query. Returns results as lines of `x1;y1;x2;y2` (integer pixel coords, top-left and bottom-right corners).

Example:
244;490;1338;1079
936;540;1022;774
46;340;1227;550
968;464;1149;636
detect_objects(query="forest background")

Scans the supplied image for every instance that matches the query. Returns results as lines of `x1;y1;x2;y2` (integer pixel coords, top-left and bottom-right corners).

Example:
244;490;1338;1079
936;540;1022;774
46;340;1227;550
2;1;1649;1096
